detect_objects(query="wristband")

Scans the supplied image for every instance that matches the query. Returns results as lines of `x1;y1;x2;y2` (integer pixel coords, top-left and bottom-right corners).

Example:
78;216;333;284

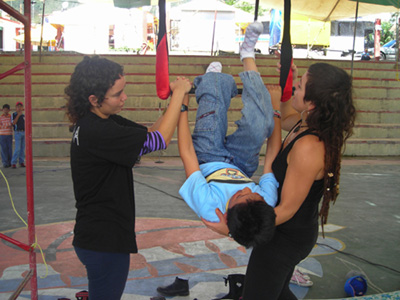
273;110;281;119
180;104;188;112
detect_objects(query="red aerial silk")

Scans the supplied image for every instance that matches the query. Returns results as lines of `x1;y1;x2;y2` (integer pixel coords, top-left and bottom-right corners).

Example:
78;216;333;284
279;0;293;102
156;0;170;100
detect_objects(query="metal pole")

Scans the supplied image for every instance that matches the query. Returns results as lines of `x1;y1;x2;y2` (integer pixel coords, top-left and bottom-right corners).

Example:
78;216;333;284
254;0;259;21
397;17;399;62
211;9;217;56
39;0;46;62
24;0;38;299
374;18;381;61
350;0;359;77
0;1;38;298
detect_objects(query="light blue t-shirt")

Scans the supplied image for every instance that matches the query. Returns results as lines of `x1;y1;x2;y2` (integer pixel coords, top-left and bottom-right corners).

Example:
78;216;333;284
179;162;279;222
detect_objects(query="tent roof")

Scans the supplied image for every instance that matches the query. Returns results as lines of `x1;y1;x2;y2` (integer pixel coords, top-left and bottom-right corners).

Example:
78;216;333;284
73;0;399;21
258;0;399;21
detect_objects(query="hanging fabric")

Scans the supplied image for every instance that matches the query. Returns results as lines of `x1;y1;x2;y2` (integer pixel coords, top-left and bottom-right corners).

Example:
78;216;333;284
279;0;293;102
156;0;170;100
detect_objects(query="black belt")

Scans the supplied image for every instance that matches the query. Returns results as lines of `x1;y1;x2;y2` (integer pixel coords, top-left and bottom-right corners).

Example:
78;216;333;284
16;129;25;132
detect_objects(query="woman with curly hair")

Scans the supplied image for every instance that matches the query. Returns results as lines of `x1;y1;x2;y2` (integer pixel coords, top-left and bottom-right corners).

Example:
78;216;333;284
240;62;356;299
65;56;191;300
204;58;356;299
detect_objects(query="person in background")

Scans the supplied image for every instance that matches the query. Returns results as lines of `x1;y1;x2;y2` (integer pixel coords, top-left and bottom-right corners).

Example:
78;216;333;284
11;101;25;169
0;104;13;168
361;48;371;61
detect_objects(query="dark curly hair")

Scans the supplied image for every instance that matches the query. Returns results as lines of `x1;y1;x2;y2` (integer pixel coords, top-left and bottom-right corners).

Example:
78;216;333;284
227;200;276;248
304;63;356;228
65;56;124;123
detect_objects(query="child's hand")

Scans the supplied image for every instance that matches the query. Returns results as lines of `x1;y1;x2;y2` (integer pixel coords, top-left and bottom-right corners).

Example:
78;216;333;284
276;61;298;80
201;208;229;237
267;85;282;109
170;76;192;94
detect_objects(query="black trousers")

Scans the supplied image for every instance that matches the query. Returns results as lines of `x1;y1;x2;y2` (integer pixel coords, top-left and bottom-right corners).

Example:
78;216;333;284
242;226;318;300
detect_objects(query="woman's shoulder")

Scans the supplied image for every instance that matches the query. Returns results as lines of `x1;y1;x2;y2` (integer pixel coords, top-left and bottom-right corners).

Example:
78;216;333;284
288;134;325;179
293;133;324;154
290;133;325;165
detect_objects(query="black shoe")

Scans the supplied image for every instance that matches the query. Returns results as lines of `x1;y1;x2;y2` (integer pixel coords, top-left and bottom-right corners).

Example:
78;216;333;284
157;277;189;297
213;274;245;300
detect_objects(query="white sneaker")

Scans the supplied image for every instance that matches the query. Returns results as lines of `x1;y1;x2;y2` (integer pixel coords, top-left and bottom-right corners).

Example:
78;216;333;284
206;61;222;73
290;268;313;287
240;22;264;61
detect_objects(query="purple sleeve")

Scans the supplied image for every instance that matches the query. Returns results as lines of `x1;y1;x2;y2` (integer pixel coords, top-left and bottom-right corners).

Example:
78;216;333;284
139;130;166;156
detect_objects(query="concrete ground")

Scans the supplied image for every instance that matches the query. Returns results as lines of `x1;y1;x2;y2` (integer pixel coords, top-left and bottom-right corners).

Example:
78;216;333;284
0;156;399;300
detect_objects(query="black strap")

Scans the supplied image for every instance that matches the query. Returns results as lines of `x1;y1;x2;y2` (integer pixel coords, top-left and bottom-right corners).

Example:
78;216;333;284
254;0;259;21
279;0;293;100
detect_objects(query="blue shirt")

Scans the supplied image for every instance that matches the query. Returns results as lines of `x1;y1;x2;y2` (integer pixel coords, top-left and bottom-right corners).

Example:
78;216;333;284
179;162;279;222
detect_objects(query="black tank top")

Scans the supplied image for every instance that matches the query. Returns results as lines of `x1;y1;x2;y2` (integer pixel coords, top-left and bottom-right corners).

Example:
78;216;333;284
271;126;324;241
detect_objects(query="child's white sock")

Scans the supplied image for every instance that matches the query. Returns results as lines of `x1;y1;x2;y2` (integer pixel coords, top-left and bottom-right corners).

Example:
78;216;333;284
206;61;222;73
240;22;263;61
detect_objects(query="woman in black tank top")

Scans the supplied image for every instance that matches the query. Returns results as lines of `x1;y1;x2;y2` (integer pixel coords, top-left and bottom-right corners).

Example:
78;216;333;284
242;63;356;299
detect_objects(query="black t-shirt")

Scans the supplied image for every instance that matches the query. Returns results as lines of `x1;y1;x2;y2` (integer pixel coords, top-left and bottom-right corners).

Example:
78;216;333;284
12;112;25;131
70;112;147;253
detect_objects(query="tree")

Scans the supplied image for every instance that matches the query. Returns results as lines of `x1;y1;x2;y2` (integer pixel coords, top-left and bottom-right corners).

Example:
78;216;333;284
381;21;394;45
223;0;268;17
6;0;79;24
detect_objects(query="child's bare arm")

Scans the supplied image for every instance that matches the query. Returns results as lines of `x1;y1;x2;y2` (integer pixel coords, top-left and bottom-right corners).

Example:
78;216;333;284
263;85;282;174
178;94;200;178
155;77;192;145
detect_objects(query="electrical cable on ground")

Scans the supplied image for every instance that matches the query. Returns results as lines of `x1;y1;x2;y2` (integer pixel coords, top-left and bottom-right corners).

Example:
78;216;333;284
317;242;400;274
0;168;49;278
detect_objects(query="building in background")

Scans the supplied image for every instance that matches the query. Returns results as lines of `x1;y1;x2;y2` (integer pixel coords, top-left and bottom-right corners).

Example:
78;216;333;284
169;0;255;54
47;3;150;54
0;12;23;51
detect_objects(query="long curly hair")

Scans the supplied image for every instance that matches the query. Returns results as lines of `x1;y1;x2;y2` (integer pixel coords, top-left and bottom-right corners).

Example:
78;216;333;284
304;63;356;226
65;56;124;123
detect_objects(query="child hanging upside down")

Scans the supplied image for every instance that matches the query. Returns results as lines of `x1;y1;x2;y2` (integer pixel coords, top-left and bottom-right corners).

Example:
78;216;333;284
177;22;283;249
156;23;314;299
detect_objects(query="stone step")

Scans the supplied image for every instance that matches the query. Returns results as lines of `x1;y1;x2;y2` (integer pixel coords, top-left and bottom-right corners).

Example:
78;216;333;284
2;66;399;88
2;53;399;157
352;123;400;138
30;137;400;158
2;55;399;83
354;98;400;111
33;122;72;138
26;105;400;123
24;107;400;125
32;121;400;140
344;138;400;156
355;110;400;123
1;97;397;125
4;52;398;69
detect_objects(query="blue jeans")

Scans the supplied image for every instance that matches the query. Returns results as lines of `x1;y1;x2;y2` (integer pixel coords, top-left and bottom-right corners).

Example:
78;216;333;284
11;131;25;165
0;135;13;167
192;71;274;177
74;246;130;300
